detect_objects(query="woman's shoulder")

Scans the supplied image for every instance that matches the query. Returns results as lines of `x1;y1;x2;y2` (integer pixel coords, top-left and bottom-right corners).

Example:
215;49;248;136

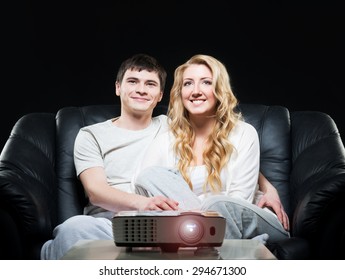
234;119;257;134
229;119;259;144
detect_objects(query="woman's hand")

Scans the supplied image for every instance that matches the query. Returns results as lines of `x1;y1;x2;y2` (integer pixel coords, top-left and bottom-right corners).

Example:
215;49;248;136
258;173;290;231
257;190;290;231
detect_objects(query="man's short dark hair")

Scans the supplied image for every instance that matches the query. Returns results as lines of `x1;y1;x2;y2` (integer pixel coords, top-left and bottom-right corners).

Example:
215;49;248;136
116;53;167;92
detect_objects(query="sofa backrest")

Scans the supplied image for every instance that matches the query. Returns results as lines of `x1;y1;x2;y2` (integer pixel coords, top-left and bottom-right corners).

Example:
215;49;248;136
238;104;292;216
55;103;293;224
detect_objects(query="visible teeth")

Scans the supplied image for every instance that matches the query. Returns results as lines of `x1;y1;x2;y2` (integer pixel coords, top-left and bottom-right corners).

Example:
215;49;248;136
192;100;204;104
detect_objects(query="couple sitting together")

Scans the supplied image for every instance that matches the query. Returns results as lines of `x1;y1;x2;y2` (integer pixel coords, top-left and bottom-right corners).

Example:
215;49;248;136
41;53;290;259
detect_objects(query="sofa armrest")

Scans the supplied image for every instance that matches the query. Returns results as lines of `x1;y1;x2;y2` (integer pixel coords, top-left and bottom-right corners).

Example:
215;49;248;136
291;171;345;258
0;113;57;259
0;168;57;236
290;111;345;258
0;208;23;259
267;237;311;260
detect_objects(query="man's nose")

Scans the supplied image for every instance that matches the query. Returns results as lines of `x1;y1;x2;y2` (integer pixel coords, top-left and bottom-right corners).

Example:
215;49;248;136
136;83;146;93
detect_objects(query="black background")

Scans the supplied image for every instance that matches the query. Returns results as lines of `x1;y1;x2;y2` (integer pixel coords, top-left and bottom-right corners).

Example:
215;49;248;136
3;1;344;150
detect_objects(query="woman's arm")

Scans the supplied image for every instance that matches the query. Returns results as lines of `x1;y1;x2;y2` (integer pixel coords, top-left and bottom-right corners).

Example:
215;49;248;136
226;122;261;202
257;173;290;231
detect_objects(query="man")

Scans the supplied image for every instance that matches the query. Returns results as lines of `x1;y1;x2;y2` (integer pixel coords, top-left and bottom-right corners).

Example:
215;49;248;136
41;53;288;259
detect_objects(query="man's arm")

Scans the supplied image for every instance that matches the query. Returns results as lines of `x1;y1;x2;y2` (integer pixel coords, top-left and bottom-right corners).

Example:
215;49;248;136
257;172;290;231
80;167;179;212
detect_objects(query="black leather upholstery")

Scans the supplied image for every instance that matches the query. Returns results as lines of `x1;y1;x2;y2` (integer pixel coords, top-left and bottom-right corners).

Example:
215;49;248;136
1;104;344;260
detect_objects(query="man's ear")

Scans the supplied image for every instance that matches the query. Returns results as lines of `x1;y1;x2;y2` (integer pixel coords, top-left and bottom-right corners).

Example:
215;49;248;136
158;91;163;102
115;81;120;96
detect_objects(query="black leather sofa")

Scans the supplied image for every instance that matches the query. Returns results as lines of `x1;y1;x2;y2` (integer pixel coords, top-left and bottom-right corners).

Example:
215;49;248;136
1;104;344;260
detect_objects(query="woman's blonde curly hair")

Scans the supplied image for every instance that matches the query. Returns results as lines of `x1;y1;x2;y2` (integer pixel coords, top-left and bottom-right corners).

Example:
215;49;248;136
168;54;242;193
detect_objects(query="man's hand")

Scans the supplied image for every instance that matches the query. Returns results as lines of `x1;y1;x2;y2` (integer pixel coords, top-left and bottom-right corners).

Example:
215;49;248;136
139;196;179;211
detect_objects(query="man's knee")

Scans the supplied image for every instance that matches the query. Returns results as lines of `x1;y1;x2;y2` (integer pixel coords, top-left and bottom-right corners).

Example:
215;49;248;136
53;215;111;237
58;215;93;230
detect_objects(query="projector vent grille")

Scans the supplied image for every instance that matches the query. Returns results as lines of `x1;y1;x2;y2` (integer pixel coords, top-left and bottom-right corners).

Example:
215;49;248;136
115;218;158;243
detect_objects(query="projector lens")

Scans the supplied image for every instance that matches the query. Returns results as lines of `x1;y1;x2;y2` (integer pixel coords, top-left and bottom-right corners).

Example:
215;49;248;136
178;219;204;244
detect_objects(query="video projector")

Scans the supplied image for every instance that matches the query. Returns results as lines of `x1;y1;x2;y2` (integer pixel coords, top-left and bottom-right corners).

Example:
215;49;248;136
112;210;226;252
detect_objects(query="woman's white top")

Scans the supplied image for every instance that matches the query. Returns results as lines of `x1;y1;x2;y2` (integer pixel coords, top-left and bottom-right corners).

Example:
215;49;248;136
135;120;261;204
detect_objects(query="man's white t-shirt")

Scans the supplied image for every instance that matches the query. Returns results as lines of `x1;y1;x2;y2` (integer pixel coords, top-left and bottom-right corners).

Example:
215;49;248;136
73;115;168;216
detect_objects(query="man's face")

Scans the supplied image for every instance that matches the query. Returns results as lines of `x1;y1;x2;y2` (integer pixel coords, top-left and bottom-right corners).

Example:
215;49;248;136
116;69;163;115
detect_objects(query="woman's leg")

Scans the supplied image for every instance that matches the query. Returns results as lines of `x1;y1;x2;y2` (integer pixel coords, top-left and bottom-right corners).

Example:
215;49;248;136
135;166;202;210
201;195;290;242
135;166;290;243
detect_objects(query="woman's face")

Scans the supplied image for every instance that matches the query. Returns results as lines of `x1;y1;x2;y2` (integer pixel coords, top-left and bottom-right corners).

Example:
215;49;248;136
181;64;217;118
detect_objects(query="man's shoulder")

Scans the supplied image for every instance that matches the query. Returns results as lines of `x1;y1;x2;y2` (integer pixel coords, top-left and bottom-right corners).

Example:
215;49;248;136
152;114;168;129
153;114;168;121
80;119;111;132
77;120;112;140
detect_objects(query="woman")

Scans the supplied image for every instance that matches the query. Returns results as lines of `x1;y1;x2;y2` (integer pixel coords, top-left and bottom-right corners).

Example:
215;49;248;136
133;54;290;243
